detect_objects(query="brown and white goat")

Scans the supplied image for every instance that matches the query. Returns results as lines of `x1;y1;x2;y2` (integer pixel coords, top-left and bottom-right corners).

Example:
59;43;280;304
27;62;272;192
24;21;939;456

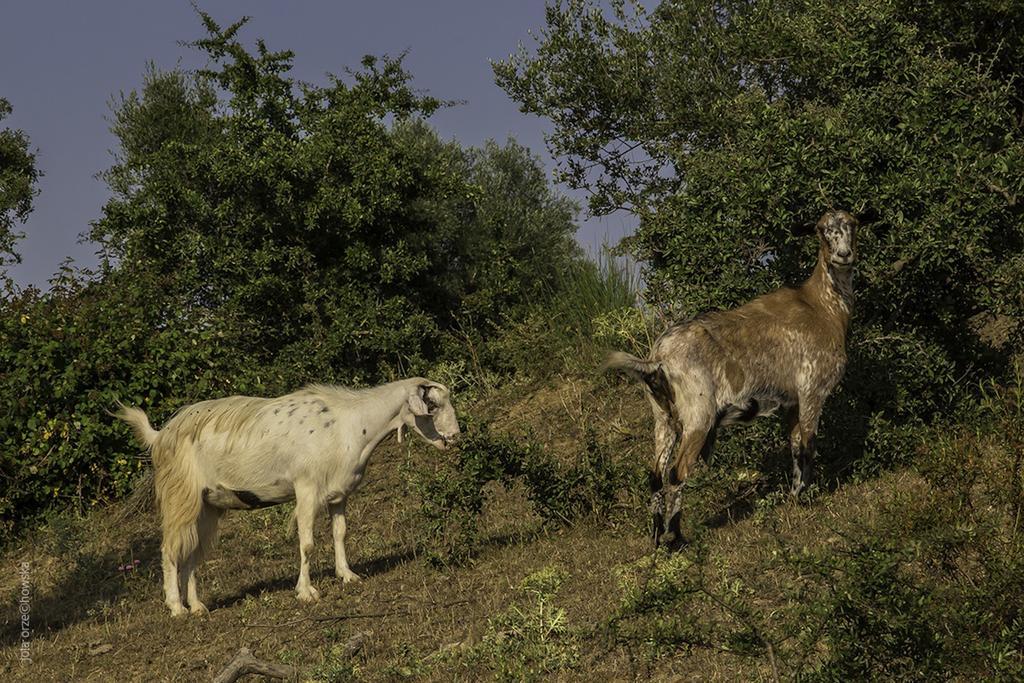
116;378;461;616
607;209;858;545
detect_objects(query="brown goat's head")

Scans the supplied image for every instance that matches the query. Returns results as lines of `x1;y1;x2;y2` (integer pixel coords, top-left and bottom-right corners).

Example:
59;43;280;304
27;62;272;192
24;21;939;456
817;209;858;269
794;209;859;269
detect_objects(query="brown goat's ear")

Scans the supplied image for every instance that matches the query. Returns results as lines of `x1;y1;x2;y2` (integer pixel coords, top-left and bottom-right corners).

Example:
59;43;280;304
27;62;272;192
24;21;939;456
791;220;817;237
857;206;880;224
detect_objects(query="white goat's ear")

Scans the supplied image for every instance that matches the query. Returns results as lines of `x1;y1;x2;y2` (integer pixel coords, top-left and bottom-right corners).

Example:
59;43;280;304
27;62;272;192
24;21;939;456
408;387;431;417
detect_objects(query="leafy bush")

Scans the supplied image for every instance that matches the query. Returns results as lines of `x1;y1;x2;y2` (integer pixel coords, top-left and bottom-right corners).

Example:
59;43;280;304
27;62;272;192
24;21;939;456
606;369;1024;679
0;268;248;539
409;424;631;566
611;540;782;669
496;0;1024;472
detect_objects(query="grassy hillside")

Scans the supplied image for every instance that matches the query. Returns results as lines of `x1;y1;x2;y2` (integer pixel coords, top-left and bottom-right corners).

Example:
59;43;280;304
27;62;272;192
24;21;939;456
2;368;1023;681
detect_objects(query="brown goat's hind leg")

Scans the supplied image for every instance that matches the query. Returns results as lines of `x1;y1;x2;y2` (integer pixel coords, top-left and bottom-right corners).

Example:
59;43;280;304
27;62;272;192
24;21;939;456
646;391;682;487
670;427;711;485
699;424;717;465
784;406;802;494
655;428;711;547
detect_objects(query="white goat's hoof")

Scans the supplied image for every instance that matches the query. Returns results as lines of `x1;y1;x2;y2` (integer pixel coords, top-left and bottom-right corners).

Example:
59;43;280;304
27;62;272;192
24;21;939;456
337;569;362;584
168;603;188;618
296;585;321;603
189;601;209;616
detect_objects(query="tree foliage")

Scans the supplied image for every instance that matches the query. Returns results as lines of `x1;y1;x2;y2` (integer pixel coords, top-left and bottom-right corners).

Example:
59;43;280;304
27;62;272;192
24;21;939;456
91;13;581;385
0;12;582;540
496;0;1024;469
0;97;40;268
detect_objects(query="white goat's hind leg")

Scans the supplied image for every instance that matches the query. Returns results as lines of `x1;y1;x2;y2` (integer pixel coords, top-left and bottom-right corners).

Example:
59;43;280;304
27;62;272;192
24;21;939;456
329;500;361;583
161;520;197;617
184;504;221;614
294;487;321;603
184;565;205;618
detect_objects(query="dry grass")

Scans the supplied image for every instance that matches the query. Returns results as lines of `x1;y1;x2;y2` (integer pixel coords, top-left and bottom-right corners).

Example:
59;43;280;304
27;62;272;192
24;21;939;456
1;373;1018;681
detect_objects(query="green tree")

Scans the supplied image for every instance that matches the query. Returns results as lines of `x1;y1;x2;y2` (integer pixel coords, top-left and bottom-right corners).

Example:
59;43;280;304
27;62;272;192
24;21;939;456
390;123;582;343
92;12;581;386
496;0;1024;470
0;97;40;268
0;11;584;540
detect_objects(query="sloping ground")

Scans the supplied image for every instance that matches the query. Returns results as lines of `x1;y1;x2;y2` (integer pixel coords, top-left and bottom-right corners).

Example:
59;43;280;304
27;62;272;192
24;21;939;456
1;374;1021;681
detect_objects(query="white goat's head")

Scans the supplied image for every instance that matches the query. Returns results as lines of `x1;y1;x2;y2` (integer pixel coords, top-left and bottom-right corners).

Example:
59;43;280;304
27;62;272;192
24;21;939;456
401;382;461;449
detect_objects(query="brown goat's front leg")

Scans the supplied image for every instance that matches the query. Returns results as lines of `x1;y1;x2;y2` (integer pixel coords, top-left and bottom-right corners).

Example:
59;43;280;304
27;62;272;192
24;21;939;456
791;402;821;496
785;406;801;483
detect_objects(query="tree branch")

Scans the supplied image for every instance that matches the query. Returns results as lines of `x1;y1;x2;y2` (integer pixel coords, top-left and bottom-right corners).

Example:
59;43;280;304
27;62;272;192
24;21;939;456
212;647;297;683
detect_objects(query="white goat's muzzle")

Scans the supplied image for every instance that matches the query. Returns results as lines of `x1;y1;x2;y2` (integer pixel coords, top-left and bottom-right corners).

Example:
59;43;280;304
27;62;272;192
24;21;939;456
439;430;461;449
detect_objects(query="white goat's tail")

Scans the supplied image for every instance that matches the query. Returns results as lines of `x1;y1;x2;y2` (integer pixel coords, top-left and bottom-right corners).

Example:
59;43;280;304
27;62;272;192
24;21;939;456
114;401;159;448
115;402;204;563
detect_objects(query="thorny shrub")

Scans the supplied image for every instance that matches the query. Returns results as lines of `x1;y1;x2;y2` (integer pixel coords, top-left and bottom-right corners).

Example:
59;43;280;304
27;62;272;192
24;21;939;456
408;423;634;566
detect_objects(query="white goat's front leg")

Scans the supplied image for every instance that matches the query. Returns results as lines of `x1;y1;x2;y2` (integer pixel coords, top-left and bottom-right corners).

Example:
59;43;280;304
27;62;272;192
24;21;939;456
161;549;187;617
329;500;361;583
184;558;207;615
294;486;321;603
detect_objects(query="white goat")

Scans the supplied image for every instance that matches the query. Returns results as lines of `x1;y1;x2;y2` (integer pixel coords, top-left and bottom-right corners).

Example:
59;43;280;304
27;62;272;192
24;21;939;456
116;378;461;616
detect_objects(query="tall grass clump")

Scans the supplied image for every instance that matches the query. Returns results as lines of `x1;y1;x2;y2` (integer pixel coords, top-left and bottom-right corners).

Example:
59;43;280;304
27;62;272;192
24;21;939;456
481;249;649;379
548;250;640;346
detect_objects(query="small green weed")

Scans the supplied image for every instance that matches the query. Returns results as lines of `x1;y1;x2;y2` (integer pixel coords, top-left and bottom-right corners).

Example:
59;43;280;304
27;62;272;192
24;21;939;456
448;566;579;681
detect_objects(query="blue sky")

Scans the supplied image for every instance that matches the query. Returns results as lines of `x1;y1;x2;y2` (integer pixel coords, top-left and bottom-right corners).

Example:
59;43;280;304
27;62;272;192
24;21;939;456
0;1;636;289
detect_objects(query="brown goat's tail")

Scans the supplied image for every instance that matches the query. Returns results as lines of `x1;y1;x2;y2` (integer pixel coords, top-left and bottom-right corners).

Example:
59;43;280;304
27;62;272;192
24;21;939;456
604;352;675;414
604;351;659;381
114;401;160;448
